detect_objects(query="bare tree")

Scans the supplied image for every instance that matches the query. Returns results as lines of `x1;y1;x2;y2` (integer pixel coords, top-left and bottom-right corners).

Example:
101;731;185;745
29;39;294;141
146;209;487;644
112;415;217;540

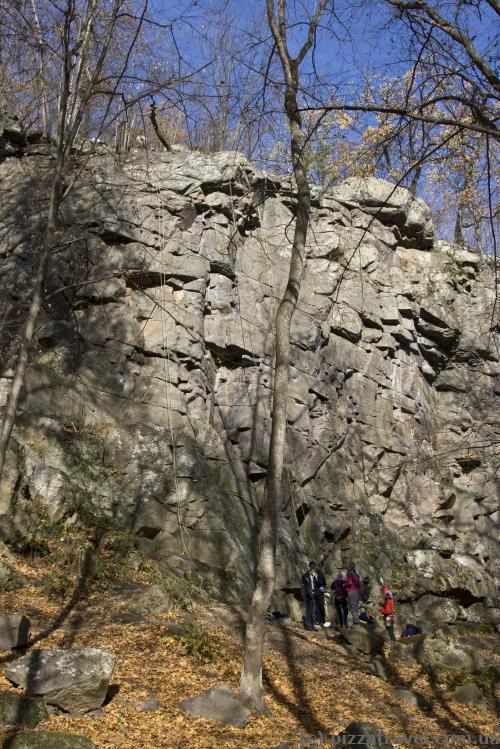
0;0;146;483
240;0;329;713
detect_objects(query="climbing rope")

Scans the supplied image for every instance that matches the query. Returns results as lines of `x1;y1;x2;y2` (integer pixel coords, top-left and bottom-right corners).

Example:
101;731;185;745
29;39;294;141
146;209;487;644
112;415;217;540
233;166;314;557
133;147;191;556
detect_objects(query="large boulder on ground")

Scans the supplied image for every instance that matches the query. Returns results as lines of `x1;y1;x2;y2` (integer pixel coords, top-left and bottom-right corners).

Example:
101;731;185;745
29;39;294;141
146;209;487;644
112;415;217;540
341;626;385;655
4;731;96;749
393;688;427;709
419;639;474;671
336;722;394;748
4;648;115;715
453;683;485;705
0;614;31;649
0;691;48;727
178;684;251;728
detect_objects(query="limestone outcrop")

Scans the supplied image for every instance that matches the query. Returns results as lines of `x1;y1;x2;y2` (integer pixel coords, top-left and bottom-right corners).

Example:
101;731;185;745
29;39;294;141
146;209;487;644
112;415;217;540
0;121;498;628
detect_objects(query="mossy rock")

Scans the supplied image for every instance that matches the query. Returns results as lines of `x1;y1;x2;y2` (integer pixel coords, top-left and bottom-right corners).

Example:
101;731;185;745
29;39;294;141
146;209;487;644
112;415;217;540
453;683;484;705
0;692;48;728
0;561;27;592
4;730;96;749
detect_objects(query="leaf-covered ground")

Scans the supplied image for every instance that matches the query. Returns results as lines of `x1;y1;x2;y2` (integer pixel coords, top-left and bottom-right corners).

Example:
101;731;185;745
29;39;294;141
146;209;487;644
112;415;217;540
0;551;498;749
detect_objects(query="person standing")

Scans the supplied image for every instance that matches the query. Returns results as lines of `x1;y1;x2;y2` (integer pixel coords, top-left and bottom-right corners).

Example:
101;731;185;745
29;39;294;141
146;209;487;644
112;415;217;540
379;577;396;641
301;562;319;630
331;570;348;628
345;562;361;628
310;560;330;627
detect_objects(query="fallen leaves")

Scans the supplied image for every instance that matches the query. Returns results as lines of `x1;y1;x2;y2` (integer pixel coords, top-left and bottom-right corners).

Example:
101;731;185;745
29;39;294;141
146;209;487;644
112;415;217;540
0;555;497;749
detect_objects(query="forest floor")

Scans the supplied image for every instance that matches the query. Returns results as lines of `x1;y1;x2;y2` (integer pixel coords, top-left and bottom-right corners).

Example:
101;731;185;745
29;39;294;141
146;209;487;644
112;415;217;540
0;546;498;749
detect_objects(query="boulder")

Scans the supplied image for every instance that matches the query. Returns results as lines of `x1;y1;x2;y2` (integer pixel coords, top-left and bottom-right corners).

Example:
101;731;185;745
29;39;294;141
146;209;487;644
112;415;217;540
341;626;385;655
403;637;475;672
336;722;394;748
0;691;48;727
0;614;31;650
179;684;251;728
4;648;115;715
0;110;26;150
452;683;484;705
0;562;26;593
364;655;388;679
4;731;96;749
393;688;427;709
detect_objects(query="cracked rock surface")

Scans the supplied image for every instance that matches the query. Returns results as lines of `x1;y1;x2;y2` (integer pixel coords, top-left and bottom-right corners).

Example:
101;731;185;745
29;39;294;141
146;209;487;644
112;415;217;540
0;127;498;628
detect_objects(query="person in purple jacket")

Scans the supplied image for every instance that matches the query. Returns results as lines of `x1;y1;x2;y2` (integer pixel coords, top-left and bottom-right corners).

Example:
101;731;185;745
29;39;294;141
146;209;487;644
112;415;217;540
331;570;348;628
345;562;361;627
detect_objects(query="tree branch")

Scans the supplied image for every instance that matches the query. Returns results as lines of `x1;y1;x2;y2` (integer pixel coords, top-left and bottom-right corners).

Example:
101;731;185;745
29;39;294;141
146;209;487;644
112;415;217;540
386;0;500;93
300;103;499;138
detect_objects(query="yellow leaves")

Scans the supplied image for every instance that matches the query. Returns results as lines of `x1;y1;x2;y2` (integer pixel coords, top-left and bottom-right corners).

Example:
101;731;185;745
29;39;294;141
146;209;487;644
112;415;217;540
0;555;498;749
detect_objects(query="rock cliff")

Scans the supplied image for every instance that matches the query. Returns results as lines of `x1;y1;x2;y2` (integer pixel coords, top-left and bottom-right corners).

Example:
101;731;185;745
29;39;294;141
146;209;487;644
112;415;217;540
0;115;498;629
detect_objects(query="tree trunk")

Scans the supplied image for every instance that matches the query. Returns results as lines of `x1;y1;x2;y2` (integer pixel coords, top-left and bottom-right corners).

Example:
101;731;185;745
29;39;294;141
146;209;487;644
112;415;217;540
29;0;51;140
0;152;64;481
240;0;324;711
0;0;125;485
239;173;309;708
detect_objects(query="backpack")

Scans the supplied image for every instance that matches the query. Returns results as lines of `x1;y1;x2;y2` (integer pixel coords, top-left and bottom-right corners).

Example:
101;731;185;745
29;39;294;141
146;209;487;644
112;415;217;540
402;623;422;637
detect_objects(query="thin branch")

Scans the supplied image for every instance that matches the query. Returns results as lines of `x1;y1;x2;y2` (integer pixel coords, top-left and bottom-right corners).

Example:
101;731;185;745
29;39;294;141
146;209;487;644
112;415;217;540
299;103;499;138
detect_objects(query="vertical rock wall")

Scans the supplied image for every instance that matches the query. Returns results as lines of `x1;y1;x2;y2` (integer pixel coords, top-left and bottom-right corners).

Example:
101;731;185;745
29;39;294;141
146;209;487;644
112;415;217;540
0;126;498;627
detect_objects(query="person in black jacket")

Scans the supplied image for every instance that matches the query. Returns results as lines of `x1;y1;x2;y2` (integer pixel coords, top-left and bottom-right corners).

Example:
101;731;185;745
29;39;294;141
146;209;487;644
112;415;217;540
311;560;329;626
301;562;320;630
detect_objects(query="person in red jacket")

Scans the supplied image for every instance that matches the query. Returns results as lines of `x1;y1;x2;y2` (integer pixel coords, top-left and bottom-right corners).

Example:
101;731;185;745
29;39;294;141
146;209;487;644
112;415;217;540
379;578;396;641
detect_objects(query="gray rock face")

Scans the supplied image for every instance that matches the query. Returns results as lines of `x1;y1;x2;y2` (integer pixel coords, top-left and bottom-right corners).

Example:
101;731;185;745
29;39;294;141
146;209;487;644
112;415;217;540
0;138;498;628
0;614;30;650
0;691;48;727
4;648;115;715
331;177;434;249
0;110;26;156
179;684;251;727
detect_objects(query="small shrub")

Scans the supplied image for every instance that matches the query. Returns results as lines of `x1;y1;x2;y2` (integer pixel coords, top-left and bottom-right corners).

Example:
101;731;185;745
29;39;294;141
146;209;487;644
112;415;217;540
62;418;112;440
41;571;74;600
12;537;51;559
426;279;438;296
178;624;218;662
